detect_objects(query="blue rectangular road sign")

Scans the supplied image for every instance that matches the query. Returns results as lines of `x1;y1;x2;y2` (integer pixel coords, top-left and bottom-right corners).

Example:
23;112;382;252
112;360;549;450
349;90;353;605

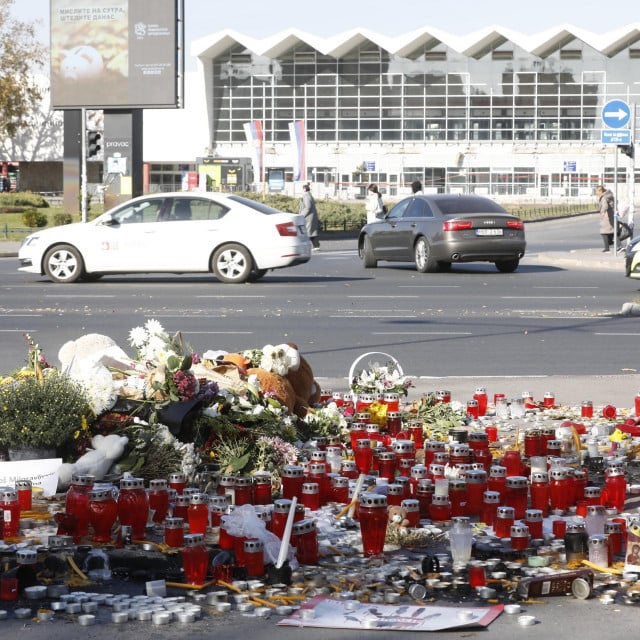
602;129;631;144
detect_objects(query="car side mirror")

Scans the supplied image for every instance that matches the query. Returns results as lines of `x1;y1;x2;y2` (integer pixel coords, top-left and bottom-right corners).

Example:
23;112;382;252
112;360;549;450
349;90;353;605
101;215;119;227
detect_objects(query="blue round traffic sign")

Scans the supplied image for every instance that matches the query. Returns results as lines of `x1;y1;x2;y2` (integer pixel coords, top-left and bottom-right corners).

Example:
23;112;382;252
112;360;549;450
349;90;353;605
602;100;631;129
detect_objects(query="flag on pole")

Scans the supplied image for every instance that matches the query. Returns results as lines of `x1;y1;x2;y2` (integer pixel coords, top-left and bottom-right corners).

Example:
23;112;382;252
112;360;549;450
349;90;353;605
243;120;264;183
288;120;306;182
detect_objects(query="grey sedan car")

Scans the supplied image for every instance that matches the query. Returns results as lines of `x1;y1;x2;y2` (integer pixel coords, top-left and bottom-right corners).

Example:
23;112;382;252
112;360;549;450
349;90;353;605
358;194;526;273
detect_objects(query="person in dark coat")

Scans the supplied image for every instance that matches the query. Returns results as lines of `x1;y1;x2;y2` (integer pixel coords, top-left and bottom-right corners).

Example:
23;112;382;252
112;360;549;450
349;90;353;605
596;185;615;252
299;183;320;250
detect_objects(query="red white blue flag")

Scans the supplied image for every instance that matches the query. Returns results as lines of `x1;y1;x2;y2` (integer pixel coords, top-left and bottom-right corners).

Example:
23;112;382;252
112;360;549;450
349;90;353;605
288;120;306;182
243;120;264;183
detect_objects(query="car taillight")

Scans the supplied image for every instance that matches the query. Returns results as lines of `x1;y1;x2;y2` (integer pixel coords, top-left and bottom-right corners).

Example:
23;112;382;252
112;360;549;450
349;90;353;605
443;220;473;231
276;222;298;236
506;220;525;230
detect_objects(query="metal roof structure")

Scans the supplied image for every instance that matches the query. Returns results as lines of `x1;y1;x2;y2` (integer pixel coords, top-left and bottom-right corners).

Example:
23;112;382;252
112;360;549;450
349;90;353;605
192;23;640;60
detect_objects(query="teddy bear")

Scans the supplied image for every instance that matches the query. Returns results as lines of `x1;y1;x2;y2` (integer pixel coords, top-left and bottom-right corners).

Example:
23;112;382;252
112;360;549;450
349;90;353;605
388;504;410;530
57;433;129;490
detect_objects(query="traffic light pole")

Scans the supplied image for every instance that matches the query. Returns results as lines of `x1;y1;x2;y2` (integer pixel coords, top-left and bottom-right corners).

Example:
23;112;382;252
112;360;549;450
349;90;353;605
81;108;88;223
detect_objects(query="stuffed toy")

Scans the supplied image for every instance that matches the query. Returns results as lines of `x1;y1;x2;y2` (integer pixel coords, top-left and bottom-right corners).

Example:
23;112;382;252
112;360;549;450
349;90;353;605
57;434;129;490
283;344;321;417
246;366;297;414
388;504;410;530
58;333;131;372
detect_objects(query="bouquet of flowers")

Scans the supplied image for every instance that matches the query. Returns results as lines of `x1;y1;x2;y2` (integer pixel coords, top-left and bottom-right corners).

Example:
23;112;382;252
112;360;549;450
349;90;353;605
350;355;413;396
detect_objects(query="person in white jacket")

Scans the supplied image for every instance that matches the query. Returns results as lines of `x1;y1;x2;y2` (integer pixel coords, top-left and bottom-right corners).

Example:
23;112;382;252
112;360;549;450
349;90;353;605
365;184;384;224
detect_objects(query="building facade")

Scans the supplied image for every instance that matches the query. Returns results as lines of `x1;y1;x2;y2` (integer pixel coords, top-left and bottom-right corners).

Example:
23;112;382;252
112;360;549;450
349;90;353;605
192;25;640;203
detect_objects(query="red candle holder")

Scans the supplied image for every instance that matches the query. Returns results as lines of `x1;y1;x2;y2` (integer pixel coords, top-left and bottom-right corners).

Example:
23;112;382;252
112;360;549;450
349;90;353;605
15;479;32;512
182;533;210;585
358;493;388;556
88;488;118;544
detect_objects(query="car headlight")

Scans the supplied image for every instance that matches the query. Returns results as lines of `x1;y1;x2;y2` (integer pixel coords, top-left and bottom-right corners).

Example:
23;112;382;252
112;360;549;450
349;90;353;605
20;235;40;248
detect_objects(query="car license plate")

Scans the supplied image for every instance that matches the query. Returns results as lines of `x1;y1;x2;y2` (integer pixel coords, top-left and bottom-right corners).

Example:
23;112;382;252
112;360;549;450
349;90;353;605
476;228;503;236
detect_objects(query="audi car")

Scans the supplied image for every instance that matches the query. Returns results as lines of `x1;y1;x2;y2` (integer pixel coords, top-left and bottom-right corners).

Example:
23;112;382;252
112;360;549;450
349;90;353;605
358;194;526;273
18;192;311;284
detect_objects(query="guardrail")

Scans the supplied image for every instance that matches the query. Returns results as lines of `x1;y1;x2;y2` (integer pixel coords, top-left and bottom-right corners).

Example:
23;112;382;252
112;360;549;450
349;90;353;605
1;224;31;239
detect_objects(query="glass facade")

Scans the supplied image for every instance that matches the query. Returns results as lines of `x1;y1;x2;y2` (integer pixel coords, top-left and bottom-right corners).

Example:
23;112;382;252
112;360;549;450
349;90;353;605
200;30;640;197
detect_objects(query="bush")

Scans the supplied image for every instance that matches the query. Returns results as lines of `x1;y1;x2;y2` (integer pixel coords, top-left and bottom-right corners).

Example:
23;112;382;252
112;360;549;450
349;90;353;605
52;212;74;226
22;209;48;228
0;191;49;208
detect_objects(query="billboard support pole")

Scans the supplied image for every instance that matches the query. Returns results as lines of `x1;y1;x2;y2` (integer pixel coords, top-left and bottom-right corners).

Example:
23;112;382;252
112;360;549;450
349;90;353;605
81;108;88;223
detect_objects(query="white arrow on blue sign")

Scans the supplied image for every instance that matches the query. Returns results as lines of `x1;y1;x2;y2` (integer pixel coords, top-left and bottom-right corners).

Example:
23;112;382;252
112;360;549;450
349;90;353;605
602;99;631;129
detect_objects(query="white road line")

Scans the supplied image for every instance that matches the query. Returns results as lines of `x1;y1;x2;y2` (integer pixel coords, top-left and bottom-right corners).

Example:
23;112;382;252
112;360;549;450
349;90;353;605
0;314;43;317
372;331;473;335
398;285;462;288
532;286;598;289
330;314;417;318
196;295;267;298
183;331;253;334
44;294;116;298
348;295;420;298
501;296;580;299
594;332;640;336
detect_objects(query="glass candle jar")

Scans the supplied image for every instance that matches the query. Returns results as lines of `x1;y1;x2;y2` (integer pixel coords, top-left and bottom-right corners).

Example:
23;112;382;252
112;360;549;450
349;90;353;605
0;488;20;538
330;476;350;504
173;494;190;520
65;474;95;541
307;462;329;505
217;475;236;499
208;494;228;527
164;516;185;548
588;534;610;567
605;521;623;555
182;533;209;585
252;472;272;505
408;424;425;449
354;439;374;475
581;400;594;418
401;498;420;528
291;519;319;565
187;493;209;535
473;387;488;416
501;450;523;477
429;494;451;522
377;451;397;483
584;486;602;507
416;480;434;518
585;504;607;537
383;392;400;412
281;465;305;501
573;469;588;502
480;490;500;527
494;506;515;538
604;467;627;512
148;479;170;524
386;411;402;436
341;459;358;480
358;493;388;557
449;479;468;518
524;428;543;458
549;468;571;513
15;479;32;512
301;482;320;511
564;522;589;563
271;499;295;539
168;472;186;495
349;422;368;450
243;538;265;577
524;508;544;539
487;465;507;502
468;562;486;588
504;476;529;520
393;440;416;468
510;524;530;551
387;483;404;507
233;475;253;506
423;441;446;468
436;389;451;403
409;464;428;495
117;477;149;540
466;399;480;420
465;469;487;517
88;488;118;544
449;444;471;467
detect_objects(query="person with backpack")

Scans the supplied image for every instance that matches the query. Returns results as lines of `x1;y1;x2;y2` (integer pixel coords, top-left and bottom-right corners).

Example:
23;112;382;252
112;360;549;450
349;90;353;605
365;184;385;224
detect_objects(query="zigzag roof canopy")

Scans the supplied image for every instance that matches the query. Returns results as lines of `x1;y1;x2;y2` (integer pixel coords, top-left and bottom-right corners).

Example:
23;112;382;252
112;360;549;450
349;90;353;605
192;23;640;60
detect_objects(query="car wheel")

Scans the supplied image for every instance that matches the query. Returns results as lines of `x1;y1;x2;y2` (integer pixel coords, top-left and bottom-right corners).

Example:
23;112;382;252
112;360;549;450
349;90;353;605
43;244;84;283
437;261;452;272
361;235;377;268
414;237;437;273
495;258;520;273
211;243;253;283
247;268;267;282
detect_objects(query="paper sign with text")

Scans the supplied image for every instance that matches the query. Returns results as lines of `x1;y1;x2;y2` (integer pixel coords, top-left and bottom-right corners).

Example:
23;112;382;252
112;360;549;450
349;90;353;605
0;458;62;496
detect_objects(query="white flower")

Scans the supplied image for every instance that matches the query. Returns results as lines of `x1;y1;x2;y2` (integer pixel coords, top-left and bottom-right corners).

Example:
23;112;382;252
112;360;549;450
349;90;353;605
128;326;147;348
145;319;165;337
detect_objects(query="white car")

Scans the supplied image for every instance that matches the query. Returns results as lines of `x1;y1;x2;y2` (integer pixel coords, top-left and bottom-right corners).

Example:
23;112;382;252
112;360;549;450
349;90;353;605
18;192;312;284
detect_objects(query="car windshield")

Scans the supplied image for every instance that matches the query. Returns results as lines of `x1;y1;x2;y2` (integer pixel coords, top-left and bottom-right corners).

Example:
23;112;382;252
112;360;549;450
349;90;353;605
435;197;507;215
227;194;281;215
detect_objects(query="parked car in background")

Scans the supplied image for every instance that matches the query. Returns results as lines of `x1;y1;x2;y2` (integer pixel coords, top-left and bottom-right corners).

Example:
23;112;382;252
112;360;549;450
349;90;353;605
18;193;311;284
358;194;526;273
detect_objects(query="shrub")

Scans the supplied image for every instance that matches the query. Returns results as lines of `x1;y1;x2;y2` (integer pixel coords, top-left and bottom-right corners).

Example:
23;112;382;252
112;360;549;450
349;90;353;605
0;192;49;208
52;212;74;226
22;209;48;228
0;372;92;449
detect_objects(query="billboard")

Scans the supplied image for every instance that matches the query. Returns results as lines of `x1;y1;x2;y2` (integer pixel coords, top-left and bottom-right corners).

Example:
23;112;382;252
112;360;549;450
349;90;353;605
50;0;182;109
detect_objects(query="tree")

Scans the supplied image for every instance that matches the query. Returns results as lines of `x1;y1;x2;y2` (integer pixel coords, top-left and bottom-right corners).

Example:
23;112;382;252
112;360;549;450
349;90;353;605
0;0;46;139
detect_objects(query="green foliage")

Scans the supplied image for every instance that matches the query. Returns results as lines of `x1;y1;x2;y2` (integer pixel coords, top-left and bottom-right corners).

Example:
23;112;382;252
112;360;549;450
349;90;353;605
22;209;48;228
0;372;92;449
0;1;46;138
0;191;49;208
52;212;74;226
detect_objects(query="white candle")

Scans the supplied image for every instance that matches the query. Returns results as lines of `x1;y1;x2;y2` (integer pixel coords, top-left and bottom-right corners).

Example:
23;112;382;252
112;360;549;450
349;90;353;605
347;474;367;518
275;496;297;568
